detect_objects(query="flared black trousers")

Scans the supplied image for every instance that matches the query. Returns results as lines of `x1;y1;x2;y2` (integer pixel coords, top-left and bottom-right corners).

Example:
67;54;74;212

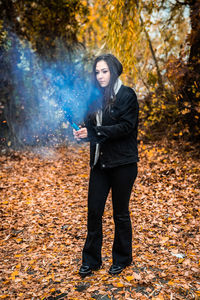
82;161;138;268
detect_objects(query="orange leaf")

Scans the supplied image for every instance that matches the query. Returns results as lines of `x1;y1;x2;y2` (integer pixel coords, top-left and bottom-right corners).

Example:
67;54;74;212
116;282;124;287
10;270;18;280
126;275;134;281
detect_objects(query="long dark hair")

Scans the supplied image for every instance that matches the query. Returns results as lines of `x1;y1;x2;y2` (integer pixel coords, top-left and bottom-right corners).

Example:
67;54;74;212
93;54;123;111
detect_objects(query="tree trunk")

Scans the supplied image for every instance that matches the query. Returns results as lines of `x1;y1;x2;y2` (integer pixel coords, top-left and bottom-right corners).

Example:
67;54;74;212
139;16;165;91
180;0;200;140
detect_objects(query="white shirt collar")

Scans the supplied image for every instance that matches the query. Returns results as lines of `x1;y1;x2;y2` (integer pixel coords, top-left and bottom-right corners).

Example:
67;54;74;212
113;78;122;96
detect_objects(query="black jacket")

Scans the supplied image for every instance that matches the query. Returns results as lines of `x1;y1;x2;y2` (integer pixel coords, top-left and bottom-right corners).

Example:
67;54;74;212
85;85;139;168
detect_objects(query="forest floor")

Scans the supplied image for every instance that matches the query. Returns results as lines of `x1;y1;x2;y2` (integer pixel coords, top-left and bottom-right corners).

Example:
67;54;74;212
0;140;200;300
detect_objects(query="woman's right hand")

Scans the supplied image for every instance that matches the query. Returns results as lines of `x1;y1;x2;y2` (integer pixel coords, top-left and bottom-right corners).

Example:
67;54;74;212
73;127;88;141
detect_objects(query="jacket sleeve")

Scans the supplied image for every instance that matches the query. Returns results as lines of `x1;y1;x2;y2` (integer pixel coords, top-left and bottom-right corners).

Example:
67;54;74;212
93;92;138;143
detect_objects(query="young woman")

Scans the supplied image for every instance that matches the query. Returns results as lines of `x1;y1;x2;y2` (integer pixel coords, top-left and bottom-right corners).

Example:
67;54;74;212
73;54;139;277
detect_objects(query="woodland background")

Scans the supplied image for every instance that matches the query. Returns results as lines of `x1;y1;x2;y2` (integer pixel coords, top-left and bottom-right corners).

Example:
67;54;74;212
0;0;200;147
0;1;200;300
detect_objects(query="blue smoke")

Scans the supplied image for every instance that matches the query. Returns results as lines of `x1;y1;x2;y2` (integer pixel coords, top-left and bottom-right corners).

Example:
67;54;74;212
6;33;100;146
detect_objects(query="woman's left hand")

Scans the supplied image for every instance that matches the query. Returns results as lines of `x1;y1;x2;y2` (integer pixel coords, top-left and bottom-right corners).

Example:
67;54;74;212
73;127;88;140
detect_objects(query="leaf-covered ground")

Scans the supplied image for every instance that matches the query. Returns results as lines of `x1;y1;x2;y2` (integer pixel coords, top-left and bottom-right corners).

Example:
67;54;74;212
0;141;199;300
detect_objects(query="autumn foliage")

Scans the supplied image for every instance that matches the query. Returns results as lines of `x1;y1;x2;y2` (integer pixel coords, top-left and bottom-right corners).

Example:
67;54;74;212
1;142;199;299
0;1;200;299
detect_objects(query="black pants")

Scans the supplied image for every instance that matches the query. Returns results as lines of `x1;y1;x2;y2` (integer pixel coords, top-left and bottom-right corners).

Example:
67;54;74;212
82;161;138;268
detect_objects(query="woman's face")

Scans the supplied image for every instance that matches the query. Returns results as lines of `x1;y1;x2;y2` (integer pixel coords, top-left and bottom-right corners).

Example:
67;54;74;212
95;60;111;87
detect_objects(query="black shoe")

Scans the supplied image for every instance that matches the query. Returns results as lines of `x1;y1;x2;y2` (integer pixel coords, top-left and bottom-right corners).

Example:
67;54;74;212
108;264;129;275
79;264;101;277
